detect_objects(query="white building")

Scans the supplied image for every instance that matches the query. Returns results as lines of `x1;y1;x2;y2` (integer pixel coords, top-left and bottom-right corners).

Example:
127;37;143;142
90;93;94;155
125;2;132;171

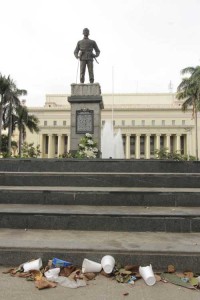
24;92;196;159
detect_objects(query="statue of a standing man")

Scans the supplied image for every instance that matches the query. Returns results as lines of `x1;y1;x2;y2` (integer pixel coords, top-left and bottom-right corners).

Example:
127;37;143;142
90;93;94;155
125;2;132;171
74;28;100;84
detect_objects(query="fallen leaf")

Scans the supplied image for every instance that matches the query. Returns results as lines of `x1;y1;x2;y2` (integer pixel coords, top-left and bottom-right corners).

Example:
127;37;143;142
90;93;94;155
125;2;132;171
124;265;139;273
123;292;129;296
168;265;176;273
35;278;57;290
155;274;161;282
83;272;96;280
161;273;195;289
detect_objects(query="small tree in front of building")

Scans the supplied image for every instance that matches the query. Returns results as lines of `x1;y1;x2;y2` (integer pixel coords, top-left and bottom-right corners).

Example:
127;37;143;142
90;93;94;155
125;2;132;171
21;142;41;158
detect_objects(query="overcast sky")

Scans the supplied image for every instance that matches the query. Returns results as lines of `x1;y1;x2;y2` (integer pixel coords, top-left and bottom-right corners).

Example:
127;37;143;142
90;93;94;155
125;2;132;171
1;0;200;107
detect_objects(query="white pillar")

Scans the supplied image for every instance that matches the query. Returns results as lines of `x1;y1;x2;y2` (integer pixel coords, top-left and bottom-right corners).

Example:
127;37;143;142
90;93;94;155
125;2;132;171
126;134;130;159
67;135;70;153
145;134;150;159
166;134;171;152
186;131;192;157
135;134;140;159
58;134;62;157
176;134;181;153
48;134;53;158
39;134;44;158
155;134;161;151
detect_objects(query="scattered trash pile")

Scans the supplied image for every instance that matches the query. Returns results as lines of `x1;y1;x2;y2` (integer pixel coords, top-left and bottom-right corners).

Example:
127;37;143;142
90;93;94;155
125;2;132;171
2;255;200;291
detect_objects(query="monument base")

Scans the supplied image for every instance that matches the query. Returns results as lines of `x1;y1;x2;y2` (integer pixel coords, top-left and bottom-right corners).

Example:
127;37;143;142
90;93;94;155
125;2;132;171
68;83;104;152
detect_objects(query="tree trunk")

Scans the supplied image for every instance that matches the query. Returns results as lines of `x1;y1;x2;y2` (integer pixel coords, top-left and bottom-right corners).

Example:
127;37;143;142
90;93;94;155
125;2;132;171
0;102;3;152
8;113;12;155
19;128;23;157
194;107;198;160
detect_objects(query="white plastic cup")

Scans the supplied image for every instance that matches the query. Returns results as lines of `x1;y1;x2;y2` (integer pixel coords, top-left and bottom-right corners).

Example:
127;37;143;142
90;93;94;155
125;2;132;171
23;258;42;272
82;258;102;273
139;264;156;286
101;255;115;274
44;268;60;280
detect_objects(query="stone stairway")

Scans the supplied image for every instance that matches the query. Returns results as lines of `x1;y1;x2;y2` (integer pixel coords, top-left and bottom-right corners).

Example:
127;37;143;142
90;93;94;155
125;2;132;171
0;159;200;271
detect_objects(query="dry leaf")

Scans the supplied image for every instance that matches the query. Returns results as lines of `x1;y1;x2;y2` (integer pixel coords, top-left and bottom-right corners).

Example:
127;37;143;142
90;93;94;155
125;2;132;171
35;278;57;290
168;265;176;273
83;272;96;280
155;274;161;282
124;265;139;273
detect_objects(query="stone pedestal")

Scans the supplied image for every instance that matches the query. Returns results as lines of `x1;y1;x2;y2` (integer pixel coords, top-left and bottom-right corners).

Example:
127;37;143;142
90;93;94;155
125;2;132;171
68;83;104;153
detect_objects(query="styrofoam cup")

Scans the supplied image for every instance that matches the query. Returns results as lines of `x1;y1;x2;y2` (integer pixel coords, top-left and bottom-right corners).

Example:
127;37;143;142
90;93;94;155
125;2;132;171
44;268;60;280
82;258;102;273
101;255;115;274
23;258;42;272
139;264;156;286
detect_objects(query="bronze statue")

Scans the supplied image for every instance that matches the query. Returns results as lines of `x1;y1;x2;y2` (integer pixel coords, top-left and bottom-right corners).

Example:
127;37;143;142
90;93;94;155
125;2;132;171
74;28;100;84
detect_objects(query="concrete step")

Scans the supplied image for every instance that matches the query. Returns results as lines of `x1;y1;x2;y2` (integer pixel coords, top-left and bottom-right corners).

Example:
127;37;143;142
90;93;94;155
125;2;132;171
0;228;200;271
0;204;200;232
1;172;200;187
0;158;200;173
0;186;200;206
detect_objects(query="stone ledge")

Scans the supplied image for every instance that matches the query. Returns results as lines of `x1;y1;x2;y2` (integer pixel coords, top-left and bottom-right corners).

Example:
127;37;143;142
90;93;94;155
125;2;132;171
71;83;101;96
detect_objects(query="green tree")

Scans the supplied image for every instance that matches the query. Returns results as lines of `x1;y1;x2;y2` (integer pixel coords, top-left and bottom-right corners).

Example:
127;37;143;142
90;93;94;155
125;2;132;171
13;105;40;157
0;134;17;157
0;74;27;154
176;66;200;160
0;74;14;151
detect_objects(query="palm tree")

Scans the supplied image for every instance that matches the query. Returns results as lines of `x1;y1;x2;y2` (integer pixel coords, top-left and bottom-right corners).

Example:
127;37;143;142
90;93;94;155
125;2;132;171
176;66;200;160
0;74;14;152
0;74;27;154
13;105;40;157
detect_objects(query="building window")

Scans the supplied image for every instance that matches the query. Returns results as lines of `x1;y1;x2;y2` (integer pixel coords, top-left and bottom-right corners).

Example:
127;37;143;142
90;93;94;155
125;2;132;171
160;135;164;149
63;120;66;126
150;136;155;155
142;120;145;126
162;120;165;126
122;120;125;126
102;120;105;126
130;135;135;155
55;136;58;154
132;120;135;126
172;120;175;125
44;121;47;126
64;136;68;154
54;121;57;126
152;120;155;126
182;120;185;125
140;135;145;154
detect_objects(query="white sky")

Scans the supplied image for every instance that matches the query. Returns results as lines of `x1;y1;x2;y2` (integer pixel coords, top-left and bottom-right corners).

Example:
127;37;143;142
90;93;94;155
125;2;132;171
1;0;200;107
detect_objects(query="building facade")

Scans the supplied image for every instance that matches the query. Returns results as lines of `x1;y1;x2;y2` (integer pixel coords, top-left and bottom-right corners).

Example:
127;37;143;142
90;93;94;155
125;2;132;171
24;93;196;159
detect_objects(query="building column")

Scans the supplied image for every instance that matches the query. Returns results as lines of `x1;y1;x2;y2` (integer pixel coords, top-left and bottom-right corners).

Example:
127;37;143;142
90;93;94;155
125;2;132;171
145;134;150;159
166;134;171;152
57;134;63;157
135;134;140;159
186;130;192;157
176;134;181;153
125;134;131;159
67;135;70;153
48;134;53;158
155;134;161;151
39;134;44;158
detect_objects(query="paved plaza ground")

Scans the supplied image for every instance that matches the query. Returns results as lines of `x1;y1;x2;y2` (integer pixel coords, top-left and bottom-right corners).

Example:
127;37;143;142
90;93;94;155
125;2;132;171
1;267;200;300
